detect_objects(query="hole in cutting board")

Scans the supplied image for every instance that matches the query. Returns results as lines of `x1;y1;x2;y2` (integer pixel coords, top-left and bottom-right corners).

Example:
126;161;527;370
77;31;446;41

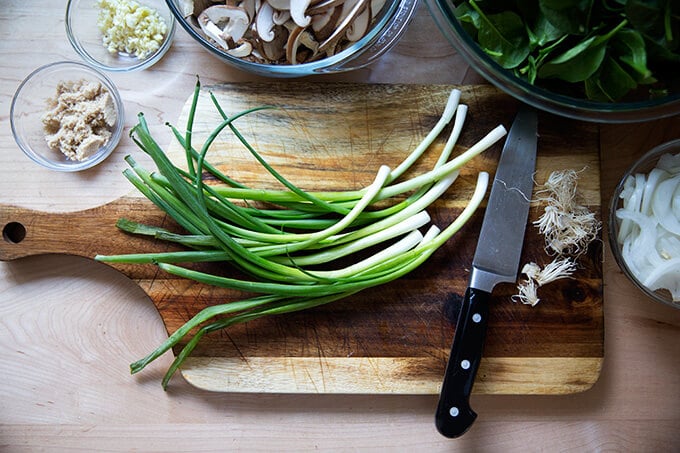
3;222;26;244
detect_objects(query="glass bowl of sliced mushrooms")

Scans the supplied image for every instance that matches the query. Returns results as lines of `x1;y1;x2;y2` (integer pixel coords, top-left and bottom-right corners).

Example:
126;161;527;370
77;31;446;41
167;0;419;76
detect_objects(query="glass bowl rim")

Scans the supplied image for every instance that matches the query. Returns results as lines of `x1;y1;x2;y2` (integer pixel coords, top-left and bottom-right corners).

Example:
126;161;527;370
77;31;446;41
65;0;177;73
164;0;407;77
10;60;125;172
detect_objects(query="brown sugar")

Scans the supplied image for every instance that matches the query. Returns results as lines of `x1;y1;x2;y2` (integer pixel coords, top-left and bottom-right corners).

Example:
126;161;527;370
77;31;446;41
42;79;117;161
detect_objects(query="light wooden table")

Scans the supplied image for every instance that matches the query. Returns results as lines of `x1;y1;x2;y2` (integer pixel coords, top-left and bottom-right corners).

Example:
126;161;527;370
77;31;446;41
1;1;679;451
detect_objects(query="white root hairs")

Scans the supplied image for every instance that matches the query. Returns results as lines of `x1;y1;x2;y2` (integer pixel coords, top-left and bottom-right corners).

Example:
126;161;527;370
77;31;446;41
514;169;600;307
533;168;601;257
494;177;533;203
513;258;578;306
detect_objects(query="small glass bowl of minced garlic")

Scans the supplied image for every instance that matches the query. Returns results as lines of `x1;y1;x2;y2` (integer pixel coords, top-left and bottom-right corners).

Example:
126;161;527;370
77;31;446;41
66;0;176;72
10;61;125;171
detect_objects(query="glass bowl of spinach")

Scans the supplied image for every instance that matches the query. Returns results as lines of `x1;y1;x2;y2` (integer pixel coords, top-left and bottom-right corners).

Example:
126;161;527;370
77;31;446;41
425;0;680;123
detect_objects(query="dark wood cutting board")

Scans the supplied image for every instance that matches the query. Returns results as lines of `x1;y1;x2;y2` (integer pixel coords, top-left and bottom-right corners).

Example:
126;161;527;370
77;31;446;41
0;83;603;394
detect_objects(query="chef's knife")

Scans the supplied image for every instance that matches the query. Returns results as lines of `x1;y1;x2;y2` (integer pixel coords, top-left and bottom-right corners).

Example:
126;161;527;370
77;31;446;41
435;107;538;438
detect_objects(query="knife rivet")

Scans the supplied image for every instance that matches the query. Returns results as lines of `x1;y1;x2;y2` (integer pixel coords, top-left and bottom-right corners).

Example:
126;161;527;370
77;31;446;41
449;407;459;417
472;313;482;323
461;360;470;370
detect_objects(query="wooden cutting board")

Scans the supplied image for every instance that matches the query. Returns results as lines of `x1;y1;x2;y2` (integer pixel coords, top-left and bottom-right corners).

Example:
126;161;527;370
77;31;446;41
0;83;603;394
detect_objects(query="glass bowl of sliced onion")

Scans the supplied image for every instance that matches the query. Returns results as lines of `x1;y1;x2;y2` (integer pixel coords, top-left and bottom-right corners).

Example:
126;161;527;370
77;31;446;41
609;139;680;309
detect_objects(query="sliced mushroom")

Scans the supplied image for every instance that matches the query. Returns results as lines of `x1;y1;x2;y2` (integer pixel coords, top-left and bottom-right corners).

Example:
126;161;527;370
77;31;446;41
182;0;225;18
345;2;369;41
189;0;376;65
307;0;346;15
298;28;319;53
285;25;318;64
239;0;258;20
255;1;276;41
267;0;291;9
200;5;250;42
198;14;231;49
260;25;288;61
227;40;254;57
311;5;340;41
247;48;265;63
285;25;302;64
178;0;194;18
324;42;339;57
317;0;366;52
272;9;291;25
370;0;386;17
289;0;313;27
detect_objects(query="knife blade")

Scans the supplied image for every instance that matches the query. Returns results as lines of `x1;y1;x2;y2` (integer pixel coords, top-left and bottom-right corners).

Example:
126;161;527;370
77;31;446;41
435;106;538;438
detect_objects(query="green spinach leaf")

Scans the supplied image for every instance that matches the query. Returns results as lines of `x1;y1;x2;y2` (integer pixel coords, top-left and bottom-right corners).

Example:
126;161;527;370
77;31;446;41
539;0;596;35
451;0;680;101
531;10;566;46
538;35;608;82
612;29;655;83
585;56;638;101
468;1;531;68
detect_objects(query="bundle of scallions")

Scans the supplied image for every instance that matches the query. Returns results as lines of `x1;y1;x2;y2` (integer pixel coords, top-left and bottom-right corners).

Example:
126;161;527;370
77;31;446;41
96;81;507;389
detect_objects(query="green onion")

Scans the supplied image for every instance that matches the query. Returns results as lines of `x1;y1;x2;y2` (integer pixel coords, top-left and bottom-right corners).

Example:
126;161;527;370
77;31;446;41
96;80;506;389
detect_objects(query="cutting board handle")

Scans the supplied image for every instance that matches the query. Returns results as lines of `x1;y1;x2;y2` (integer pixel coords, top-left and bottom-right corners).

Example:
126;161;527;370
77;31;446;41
1;204;91;261
0;198;165;262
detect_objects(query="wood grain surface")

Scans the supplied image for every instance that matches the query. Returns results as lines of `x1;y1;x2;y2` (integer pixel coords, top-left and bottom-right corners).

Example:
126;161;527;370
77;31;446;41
2;2;679;451
0;82;603;394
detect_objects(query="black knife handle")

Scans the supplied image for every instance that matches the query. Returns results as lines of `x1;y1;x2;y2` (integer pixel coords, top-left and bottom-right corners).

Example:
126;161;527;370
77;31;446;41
435;287;491;438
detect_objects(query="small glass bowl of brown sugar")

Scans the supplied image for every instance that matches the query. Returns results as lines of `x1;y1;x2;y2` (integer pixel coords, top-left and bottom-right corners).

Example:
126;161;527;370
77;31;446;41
66;0;176;72
10;61;125;172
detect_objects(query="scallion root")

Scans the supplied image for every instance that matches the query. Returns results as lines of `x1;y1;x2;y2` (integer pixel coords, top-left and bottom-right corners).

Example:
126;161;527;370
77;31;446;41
513;258;578;306
515;169;600;306
534;169;601;257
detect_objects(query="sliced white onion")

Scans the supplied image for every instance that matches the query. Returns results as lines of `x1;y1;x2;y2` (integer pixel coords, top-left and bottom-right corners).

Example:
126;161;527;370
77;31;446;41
615;152;680;302
641;168;669;215
643;257;680;301
651;174;680;236
658;153;680;173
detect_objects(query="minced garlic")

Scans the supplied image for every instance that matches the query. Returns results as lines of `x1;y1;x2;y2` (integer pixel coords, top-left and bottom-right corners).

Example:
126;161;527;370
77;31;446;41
41;79;117;161
96;0;168;59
